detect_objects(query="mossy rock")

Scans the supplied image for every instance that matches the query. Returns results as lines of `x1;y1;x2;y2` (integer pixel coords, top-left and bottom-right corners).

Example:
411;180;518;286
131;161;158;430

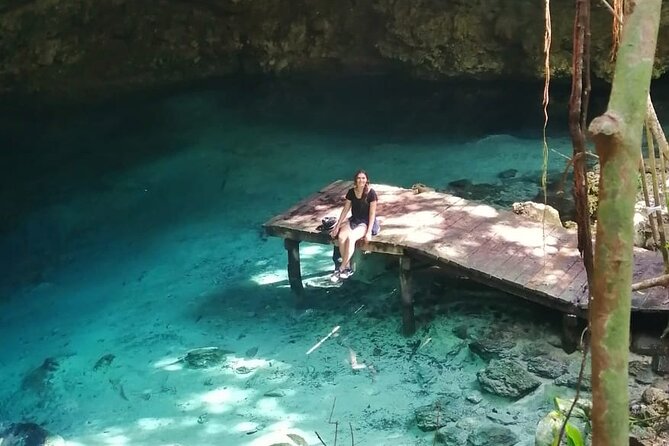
180;347;232;369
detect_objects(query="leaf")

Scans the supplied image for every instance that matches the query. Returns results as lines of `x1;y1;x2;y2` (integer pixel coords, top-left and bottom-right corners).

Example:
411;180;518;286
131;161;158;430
286;433;308;446
546;417;585;446
565;423;585;446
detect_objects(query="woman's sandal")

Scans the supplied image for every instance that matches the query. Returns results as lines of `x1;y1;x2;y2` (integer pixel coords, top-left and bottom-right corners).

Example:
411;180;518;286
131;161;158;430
330;270;341;283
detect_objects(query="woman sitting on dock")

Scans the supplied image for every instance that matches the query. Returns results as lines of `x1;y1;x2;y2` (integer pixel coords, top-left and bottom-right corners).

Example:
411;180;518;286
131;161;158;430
329;169;380;281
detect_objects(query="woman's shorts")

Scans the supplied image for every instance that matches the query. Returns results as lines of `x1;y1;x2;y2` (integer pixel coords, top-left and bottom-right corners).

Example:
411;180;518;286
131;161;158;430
349;218;380;235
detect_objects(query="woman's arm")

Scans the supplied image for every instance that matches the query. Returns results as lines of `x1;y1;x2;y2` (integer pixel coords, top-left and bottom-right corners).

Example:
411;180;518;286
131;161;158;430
330;200;351;238
365;200;377;241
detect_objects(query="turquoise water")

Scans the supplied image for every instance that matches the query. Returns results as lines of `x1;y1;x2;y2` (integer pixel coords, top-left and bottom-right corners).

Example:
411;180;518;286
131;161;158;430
0;77;617;445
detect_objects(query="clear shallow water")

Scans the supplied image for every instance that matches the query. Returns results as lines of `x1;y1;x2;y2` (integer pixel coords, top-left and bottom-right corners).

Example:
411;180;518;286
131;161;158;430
0;77;629;445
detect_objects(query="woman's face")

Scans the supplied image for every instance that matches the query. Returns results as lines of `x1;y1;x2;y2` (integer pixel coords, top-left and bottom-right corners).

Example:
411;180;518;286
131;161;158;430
355;173;368;187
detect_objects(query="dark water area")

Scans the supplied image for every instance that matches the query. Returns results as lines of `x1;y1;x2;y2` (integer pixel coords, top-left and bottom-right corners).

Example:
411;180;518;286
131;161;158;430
0;77;567;206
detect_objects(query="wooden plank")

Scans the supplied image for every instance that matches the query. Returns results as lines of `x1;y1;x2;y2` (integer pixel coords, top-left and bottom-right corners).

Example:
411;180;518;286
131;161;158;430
449;203;499;230
476;246;518;276
264;180;344;228
629;249;669;312
460;213;532;271
292;181;351;226
559;266;588;304
445;261;578;313
531;254;584;301
555;260;588;302
453;230;498;265
513;231;580;289
266;181;351;234
503;251;550;285
631;288;669;312
265;226;332;244
482;224;562;286
502;226;566;283
464;238;502;272
438;201;474;230
510;226;572;288
425;226;473;260
470;219;557;275
522;231;582;296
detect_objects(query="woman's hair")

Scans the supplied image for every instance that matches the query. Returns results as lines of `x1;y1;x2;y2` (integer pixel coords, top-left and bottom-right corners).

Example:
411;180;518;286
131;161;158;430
353;169;370;199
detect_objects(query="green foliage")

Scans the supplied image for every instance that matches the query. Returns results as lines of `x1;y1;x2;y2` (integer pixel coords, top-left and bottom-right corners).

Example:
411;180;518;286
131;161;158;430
536;397;590;446
562;423;585;446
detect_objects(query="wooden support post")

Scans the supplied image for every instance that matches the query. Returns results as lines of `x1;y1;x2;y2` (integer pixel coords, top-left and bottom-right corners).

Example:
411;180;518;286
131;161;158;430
653;315;669;374
631;329;669;374
561;313;580;354
399;255;415;336
284;239;304;301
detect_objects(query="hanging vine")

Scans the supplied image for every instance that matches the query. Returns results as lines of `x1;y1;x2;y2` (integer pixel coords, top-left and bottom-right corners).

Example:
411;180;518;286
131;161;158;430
541;0;551;214
610;0;624;60
569;0;594;291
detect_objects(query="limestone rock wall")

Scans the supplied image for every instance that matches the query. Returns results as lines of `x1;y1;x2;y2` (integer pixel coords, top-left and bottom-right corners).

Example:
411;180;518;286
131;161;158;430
2;0;669;96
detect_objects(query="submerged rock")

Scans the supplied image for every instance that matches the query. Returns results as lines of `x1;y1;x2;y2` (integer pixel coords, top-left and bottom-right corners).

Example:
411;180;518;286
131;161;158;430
447;180;500;202
629;360;657;385
0;422;65;446
469;335;516;360
477;359;540;399
179;347;232;369
452;324;469;340
434;422;468;445
415;402;448;432
554;372;592;391
526;355;568;379
466;424;519;446
629;424;660;446
486;409;518;426
415;401;463;432
447;176;541;209
465;390;483;404
498;169;518;179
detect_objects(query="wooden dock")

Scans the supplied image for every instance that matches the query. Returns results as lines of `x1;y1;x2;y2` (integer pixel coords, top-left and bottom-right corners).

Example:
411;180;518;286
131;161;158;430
263;180;669;335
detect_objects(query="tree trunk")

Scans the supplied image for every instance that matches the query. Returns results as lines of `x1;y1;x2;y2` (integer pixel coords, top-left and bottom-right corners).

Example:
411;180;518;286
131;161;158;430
587;1;661;445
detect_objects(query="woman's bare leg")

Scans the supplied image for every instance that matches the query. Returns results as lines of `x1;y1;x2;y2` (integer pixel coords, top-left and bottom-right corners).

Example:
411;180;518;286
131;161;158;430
340;224;367;271
337;223;352;271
